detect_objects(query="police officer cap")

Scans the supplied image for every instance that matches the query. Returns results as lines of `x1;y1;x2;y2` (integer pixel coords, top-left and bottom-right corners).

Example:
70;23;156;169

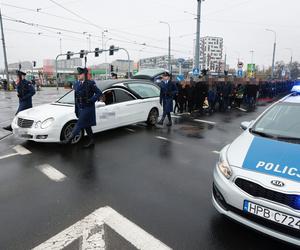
77;67;88;75
16;70;26;76
162;71;171;77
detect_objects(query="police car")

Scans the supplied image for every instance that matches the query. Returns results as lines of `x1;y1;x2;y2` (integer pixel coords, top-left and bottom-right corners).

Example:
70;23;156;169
212;85;300;246
12;79;162;143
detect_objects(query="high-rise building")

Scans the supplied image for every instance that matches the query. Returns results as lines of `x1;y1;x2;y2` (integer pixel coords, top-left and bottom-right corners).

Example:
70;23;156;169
200;36;223;72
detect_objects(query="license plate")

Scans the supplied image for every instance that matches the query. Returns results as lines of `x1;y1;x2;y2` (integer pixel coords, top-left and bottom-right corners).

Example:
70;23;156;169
14;128;28;136
243;200;300;231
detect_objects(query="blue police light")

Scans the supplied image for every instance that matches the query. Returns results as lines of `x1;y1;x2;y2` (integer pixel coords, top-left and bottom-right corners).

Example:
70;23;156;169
295;195;300;210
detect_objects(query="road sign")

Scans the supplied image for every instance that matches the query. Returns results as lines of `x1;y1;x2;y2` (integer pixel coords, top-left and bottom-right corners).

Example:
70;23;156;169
237;69;243;77
176;74;184;81
192;68;200;76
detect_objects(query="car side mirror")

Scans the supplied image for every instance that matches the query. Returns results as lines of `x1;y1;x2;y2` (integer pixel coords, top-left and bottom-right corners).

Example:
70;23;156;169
240;121;251;130
95;101;105;108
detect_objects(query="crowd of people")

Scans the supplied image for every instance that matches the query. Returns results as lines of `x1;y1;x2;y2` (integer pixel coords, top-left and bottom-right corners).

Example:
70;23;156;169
173;78;295;115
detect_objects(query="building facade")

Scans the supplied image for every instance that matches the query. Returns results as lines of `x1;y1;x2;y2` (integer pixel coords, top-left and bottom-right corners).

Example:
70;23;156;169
200;36;224;72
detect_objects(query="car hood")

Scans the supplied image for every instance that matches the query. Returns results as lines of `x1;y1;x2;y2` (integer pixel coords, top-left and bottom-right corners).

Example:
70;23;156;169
17;103;73;121
227;131;300;183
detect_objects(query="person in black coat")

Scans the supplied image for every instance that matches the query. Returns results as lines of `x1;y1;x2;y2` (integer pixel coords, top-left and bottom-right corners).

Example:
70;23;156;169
3;70;35;131
63;67;102;148
158;72;178;126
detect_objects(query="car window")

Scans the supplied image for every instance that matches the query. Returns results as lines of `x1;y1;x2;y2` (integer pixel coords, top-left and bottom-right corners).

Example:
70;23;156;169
252;102;300;140
127;83;160;98
56;90;74;104
103;90;116;105
114;89;135;103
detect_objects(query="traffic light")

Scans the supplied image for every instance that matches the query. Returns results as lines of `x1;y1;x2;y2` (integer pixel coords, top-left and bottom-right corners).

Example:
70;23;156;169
33;61;36;67
110;65;114;72
79;50;85;58
67;51;72;60
95;48;100;57
109;45;115;56
224;70;229;76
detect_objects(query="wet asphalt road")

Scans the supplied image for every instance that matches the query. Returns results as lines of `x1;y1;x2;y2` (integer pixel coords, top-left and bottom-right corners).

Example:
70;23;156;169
0;88;298;250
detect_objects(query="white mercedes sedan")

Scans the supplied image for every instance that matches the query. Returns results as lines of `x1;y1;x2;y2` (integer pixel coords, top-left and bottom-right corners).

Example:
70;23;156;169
12;79;162;144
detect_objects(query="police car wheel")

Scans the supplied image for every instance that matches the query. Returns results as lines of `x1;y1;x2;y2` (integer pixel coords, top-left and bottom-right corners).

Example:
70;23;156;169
61;121;83;144
147;108;159;126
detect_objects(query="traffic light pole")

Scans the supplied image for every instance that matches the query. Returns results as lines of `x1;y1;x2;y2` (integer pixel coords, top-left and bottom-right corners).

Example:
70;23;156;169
55;47;131;89
0;8;9;83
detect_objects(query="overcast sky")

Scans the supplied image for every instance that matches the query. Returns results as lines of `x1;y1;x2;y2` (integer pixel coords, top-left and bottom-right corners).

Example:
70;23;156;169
0;0;299;69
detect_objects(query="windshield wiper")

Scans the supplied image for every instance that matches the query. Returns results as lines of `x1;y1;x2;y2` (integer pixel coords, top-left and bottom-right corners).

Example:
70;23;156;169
249;129;276;138
276;136;300;142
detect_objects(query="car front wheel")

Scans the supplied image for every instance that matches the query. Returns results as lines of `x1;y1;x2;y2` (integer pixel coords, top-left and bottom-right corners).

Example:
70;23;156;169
146;108;159;126
61;121;83;144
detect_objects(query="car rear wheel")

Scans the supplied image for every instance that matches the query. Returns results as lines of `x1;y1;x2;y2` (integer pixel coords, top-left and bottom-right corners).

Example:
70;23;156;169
147;108;159;126
61;121;83;144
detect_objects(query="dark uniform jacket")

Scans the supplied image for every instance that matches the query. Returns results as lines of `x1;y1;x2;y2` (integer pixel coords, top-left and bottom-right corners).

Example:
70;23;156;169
16;79;36;114
73;80;102;129
159;80;178;113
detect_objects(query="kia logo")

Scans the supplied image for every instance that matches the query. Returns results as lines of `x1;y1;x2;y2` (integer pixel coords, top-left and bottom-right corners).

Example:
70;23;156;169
271;180;285;187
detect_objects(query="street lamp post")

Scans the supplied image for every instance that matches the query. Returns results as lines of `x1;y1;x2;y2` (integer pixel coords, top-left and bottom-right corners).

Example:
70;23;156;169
250;50;254;65
266;29;277;79
160;21;171;72
194;0;204;71
102;29;108;50
285;48;293;64
104;38;112;80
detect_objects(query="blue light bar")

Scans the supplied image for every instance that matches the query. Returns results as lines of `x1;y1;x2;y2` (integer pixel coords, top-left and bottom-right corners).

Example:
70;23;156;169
295;195;300;210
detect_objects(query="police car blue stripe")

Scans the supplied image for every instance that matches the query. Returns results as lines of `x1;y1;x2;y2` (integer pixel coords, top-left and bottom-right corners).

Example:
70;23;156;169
242;137;300;183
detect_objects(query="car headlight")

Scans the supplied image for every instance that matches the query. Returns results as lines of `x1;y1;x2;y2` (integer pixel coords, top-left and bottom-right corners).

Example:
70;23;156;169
35;121;42;128
217;152;232;179
41;118;55;129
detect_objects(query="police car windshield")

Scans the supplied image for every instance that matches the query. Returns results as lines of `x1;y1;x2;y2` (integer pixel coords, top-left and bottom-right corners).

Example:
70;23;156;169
251;102;300;142
56;90;75;104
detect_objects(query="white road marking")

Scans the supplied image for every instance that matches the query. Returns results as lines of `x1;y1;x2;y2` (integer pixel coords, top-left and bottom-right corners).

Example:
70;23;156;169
33;206;172;250
193;119;216;125
237;107;247;112
0;152;19;160
171;114;181;118
36;164;66;182
212;151;220;155
155;136;183;145
0;133;13;142
13;145;31;155
125;128;136;133
0;145;31;160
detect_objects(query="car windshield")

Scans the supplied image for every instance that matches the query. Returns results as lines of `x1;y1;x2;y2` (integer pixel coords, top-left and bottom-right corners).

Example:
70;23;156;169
251;102;300;141
56;90;75;104
127;83;160;98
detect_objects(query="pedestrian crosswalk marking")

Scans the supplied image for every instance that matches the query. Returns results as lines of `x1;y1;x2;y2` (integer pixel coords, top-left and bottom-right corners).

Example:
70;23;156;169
193;119;216;125
36;164;66;182
0;145;31;160
33;206;172;250
13;145;31;155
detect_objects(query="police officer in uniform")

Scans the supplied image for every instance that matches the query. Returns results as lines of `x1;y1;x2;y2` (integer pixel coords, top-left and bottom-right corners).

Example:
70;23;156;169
158;72;178;126
3;70;35;131
63;67;102;148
